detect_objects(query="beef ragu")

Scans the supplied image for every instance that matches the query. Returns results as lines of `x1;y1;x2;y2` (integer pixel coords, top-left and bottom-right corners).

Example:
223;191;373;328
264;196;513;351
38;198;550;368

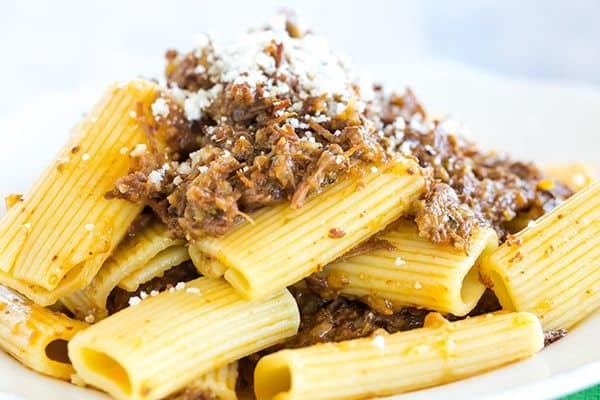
104;15;573;398
110;19;571;249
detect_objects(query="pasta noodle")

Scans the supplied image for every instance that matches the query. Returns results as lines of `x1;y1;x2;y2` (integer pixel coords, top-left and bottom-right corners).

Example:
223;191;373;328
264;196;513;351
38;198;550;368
254;311;544;400
323;220;498;316
189;158;425;299
544;163;596;192
0;80;157;305
1;16;596;400
61;219;182;320
118;245;190;292
173;362;238;400
68;277;299;400
0;285;88;380
480;181;600;330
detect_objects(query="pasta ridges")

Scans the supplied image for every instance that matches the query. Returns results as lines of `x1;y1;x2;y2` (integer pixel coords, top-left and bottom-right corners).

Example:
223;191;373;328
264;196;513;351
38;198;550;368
69;277;299;400
254;312;543;400
13;90;136;284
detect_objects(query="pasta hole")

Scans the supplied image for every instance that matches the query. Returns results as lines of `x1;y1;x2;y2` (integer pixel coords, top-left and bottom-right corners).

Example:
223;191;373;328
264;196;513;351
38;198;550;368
482;269;515;310
80;348;131;395
459;232;500;315
190;248;228;278
224;268;251;295
255;359;292;399
460;265;485;314
45;339;70;364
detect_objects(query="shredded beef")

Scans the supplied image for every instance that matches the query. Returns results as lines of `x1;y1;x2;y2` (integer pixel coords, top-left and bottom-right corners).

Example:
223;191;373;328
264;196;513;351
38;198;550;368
414;182;478;251
112;18;572;248
111;21;388;240
377;104;572;247
286;284;428;348
544;329;568;346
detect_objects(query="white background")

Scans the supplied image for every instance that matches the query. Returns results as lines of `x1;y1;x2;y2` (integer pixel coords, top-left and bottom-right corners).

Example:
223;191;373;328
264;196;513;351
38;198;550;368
1;0;600;117
1;0;599;191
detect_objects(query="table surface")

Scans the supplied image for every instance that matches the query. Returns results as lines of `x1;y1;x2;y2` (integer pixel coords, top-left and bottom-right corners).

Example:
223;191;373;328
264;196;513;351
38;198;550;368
565;385;600;399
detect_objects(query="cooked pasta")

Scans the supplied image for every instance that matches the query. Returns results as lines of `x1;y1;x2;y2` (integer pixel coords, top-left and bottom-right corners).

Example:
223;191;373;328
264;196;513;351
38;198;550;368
254;311;544;400
544;163;596;192
62;219;182;320
119;245;190;292
189;158;425;299
172;362;238;400
68;277;300;400
481;181;600;330
0;14;595;400
323;220;498;316
0;285;88;380
0;80;156;305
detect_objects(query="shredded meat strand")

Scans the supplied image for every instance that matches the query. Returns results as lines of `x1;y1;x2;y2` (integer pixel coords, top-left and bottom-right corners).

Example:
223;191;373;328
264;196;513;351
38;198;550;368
544;329;568;346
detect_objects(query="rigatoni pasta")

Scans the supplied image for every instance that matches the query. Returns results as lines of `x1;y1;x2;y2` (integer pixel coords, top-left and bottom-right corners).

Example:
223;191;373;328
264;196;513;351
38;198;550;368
119;245;190;292
544;163;596;192
481;181;600;330
254;311;544;400
62;219;182;320
68;277;300;400
323;220;498;316
0;285;88;380
0;80;156;305
172;362;239;400
0;15;597;400
189;158;425;299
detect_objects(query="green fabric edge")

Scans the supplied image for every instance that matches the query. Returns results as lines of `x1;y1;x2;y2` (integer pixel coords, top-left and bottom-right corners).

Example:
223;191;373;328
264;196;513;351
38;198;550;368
561;384;600;399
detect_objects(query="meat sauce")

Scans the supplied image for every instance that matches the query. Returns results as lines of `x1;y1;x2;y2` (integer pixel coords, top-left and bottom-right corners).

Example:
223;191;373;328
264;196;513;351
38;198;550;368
105;17;571;397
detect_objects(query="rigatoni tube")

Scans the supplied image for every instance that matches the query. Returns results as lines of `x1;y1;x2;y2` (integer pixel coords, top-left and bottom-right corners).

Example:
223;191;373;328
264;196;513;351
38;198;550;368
544;163;596;192
119;245;190;292
171;362;239;400
0;285;88;380
62;219;182;320
0;80;157;305
254;311;543;400
324;220;498;316
189;158;425;299
480;181;600;330
69;277;299;400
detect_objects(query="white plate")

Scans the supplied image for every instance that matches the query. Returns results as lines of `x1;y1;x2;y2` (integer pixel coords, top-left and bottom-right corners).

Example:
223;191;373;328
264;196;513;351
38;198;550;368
0;62;599;400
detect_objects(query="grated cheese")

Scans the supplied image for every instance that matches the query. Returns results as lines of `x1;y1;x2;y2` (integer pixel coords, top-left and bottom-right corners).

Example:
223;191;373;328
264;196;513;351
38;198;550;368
130;144;147;157
148;170;163;186
151;97;170;118
169;16;367;123
128;296;142;306
372;335;386;350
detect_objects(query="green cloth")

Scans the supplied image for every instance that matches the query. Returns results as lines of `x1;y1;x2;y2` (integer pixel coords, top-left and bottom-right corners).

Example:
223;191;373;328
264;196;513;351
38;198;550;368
562;385;600;399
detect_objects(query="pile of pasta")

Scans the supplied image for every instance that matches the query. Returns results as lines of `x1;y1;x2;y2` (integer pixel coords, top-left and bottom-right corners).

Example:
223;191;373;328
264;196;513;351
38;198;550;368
0;80;598;400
